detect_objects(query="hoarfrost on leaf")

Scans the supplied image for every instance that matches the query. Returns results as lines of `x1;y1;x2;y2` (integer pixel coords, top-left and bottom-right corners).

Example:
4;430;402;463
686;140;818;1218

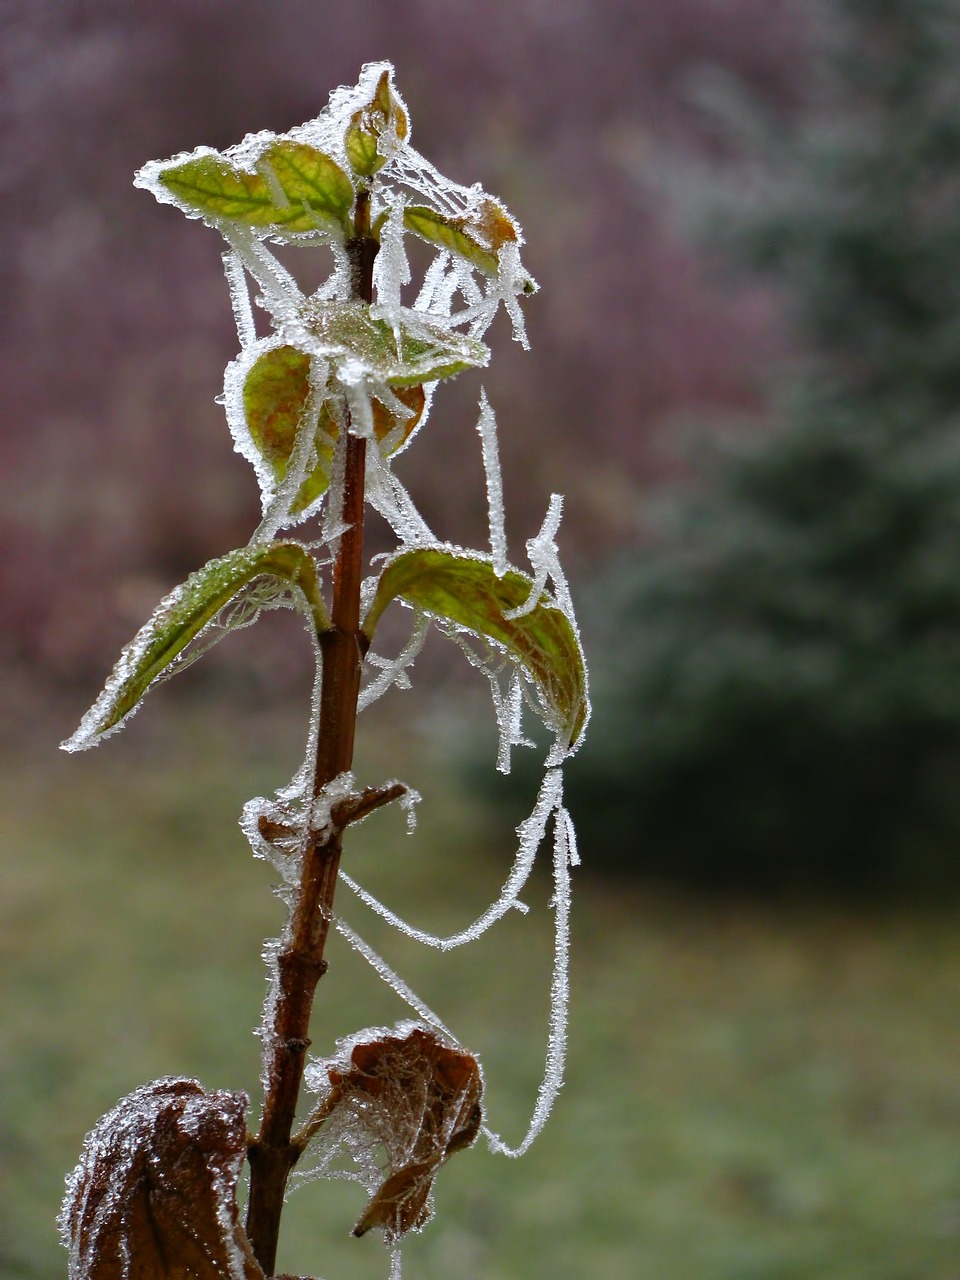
61;543;328;752
363;544;589;754
60;1078;261;1280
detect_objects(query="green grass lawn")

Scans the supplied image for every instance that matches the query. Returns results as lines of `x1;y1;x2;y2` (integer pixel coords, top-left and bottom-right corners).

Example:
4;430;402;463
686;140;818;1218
3;689;959;1279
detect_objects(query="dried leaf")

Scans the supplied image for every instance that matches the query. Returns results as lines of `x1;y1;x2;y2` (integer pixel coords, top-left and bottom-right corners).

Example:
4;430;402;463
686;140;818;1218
305;1023;483;1243
60;1078;263;1280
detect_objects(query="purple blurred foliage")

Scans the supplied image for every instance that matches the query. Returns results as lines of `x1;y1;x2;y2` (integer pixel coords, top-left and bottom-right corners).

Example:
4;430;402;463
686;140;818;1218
1;0;807;688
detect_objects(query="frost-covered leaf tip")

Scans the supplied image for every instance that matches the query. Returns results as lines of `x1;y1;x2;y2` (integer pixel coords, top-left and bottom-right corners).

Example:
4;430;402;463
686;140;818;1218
403;201;521;280
345;67;409;177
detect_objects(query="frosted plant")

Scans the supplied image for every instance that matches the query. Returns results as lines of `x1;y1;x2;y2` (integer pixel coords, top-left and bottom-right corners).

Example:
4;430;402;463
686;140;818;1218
59;63;589;1280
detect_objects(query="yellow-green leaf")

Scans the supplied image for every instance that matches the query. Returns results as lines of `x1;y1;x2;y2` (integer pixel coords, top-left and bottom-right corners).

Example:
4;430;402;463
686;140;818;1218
61;543;328;752
403;203;517;276
157;142;354;236
243;346;426;514
260;140;356;226
364;547;588;749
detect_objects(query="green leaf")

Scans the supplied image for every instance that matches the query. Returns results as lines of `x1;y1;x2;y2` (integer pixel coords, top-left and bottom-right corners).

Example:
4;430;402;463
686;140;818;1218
403;203;517;276
303;302;489;385
364;547;589;749
157;141;354;237
243;346;426;514
62;543;329;752
260;141;356;226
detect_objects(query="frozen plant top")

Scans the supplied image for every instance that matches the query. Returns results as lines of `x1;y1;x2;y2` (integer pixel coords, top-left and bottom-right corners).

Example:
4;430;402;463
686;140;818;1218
134;61;537;534
66;62;588;766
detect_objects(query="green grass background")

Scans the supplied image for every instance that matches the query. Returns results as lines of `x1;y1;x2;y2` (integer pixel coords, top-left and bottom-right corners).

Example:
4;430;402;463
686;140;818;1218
3;690;959;1279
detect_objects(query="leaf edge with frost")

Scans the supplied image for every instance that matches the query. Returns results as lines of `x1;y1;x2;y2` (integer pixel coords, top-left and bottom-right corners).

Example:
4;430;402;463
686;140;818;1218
62;542;328;753
136;139;354;241
363;545;589;751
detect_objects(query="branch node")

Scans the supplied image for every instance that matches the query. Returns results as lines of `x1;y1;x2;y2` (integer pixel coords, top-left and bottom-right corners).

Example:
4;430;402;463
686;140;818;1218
331;781;408;832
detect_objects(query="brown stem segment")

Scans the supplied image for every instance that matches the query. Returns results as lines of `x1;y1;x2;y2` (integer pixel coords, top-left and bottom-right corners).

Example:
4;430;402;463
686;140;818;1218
245;191;378;1276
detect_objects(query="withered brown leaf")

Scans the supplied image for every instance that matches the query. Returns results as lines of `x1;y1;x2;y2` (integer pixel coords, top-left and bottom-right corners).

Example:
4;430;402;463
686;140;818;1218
60;1077;263;1280
304;1022;483;1243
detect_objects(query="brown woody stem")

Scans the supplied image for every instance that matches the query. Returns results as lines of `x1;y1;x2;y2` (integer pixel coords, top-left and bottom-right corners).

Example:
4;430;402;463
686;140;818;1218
244;190;378;1276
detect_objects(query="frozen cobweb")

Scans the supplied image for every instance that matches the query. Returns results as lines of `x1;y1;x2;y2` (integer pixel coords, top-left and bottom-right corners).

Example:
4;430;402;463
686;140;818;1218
330;771;576;1162
329;756;578;1161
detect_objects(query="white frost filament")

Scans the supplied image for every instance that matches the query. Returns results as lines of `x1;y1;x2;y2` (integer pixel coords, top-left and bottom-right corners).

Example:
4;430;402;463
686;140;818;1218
476;389;508;577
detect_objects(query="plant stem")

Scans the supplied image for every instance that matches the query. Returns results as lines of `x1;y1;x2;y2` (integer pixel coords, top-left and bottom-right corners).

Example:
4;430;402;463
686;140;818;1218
245;191;378;1276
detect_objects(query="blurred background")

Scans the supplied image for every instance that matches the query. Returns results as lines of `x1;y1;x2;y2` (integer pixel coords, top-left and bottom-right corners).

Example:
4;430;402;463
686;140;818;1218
3;0;960;1276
